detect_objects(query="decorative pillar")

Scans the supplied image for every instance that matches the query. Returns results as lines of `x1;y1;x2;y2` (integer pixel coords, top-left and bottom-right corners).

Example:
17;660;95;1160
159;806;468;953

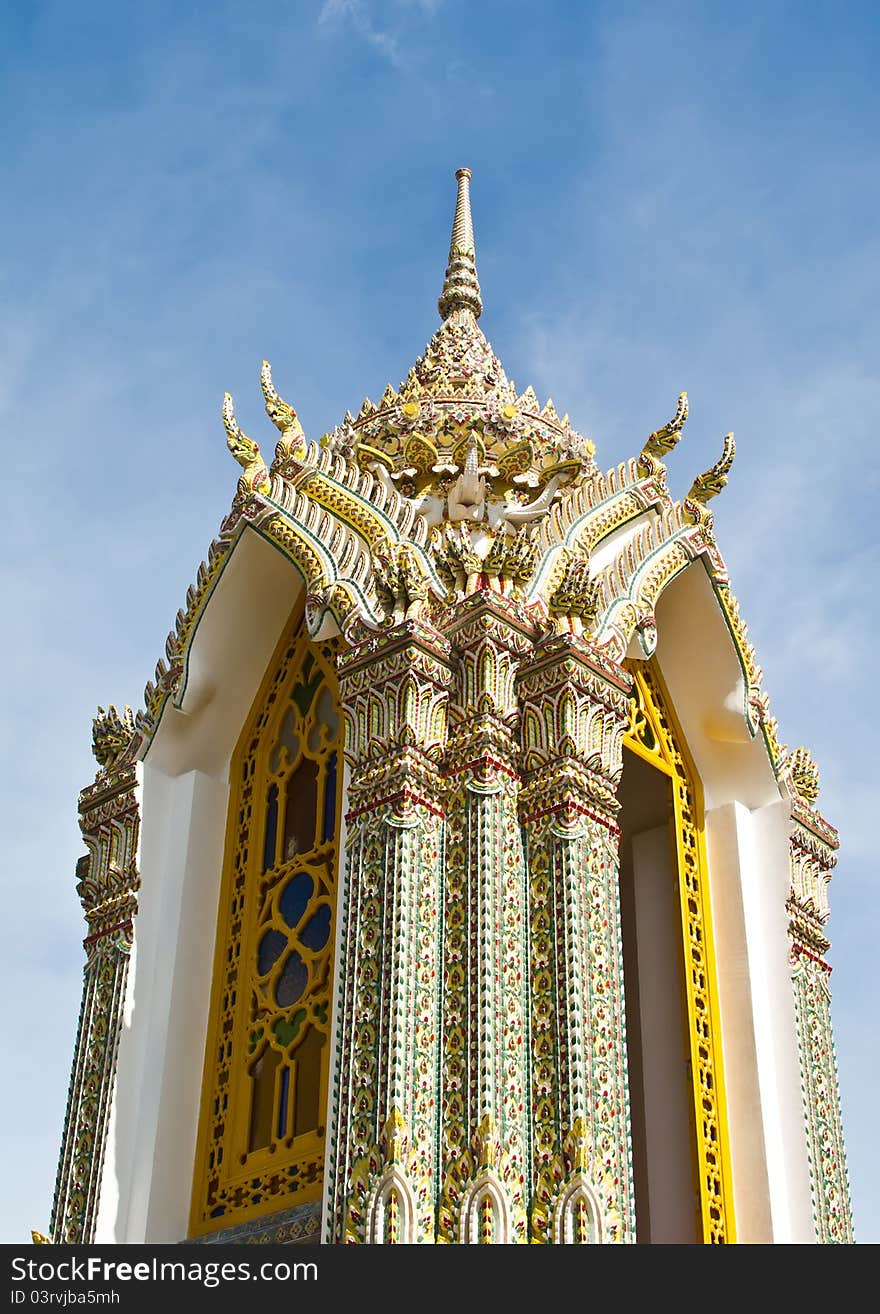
329;620;453;1243
517;633;634;1243
437;591;533;1244
51;707;140;1244
783;749;854;1243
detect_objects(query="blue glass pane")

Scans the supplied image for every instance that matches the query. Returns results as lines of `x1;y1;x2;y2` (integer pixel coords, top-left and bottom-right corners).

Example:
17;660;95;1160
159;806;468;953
275;951;308;1007
299;904;331;952
257;930;286;976
280;873;314;930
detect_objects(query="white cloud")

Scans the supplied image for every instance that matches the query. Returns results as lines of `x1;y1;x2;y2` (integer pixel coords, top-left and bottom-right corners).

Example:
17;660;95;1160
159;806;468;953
318;0;403;67
317;0;446;68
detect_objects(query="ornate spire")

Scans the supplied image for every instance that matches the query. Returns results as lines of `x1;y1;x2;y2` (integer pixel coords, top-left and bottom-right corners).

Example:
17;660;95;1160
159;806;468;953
438;167;483;321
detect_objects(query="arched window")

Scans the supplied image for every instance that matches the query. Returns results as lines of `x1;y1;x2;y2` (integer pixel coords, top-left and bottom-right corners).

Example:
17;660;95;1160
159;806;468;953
190;615;343;1237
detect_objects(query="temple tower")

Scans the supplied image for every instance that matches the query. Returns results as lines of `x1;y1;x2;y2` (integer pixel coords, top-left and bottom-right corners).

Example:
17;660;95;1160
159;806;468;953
50;170;854;1245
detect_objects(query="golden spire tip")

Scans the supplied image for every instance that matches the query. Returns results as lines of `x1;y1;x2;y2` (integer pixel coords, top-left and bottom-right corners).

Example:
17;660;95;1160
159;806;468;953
438;167;483;320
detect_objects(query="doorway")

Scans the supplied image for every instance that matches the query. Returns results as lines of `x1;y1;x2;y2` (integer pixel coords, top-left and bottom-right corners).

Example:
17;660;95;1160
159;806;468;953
618;741;700;1242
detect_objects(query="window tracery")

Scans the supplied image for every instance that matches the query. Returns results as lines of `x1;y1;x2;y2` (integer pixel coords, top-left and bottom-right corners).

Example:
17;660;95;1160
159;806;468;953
191;618;342;1236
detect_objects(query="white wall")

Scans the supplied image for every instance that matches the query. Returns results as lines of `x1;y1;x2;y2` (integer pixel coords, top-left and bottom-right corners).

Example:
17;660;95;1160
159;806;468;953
704;801;771;1242
749;800;815;1242
706;799;814;1243
95;527;305;1242
96;767;229;1242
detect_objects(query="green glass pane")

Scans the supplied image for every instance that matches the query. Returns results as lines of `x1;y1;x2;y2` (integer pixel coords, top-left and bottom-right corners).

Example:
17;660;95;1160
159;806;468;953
291;654;322;718
273;1009;307;1049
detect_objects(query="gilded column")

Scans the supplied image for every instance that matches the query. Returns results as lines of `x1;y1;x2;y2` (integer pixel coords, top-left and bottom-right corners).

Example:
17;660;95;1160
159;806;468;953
51;707;140;1244
782;749;854;1243
329;620;453;1243
517;632;634;1243
437;591;533;1244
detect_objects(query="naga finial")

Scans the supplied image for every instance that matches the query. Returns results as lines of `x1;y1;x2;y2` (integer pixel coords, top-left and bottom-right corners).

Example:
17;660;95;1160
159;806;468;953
686;432;735;505
261;360;307;467
92;705;136;770
785;746;821;806
639;392;689;473
438;167;483;321
223;392;270;498
683;432;734;533
549;549;600;635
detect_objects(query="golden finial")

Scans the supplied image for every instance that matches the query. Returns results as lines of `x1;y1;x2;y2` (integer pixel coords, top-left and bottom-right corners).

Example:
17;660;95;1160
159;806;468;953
643;392;689;462
686;432;735;505
261;361;307;466
223;393;271;498
92;704;136;770
438;167;483;321
786;746;821;805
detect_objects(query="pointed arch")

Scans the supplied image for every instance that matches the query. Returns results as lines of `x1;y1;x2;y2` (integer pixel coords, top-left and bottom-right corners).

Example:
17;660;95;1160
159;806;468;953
366;1168;417;1244
553;1175;604;1244
189;607;344;1237
459;1173;510;1245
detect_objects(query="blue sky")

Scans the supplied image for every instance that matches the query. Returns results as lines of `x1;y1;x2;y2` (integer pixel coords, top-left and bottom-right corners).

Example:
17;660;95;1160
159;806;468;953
1;0;877;1243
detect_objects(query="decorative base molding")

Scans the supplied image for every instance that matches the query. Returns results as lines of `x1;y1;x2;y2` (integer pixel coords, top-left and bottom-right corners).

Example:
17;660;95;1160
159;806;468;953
188;1201;322;1246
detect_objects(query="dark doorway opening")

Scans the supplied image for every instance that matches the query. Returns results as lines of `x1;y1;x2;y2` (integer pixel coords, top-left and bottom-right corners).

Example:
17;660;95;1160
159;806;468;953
618;746;700;1243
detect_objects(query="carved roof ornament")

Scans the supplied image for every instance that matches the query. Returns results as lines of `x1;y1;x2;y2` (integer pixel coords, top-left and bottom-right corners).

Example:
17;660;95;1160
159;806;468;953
684;432;736;531
639;392;689;476
92;705;136;770
549;549;601;635
223;392;270;498
785;745;821;806
261;360;307;469
321;168;597;531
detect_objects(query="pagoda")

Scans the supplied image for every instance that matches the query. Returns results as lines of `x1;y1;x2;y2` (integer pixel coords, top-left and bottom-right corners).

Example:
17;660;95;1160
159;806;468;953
49;170;853;1245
